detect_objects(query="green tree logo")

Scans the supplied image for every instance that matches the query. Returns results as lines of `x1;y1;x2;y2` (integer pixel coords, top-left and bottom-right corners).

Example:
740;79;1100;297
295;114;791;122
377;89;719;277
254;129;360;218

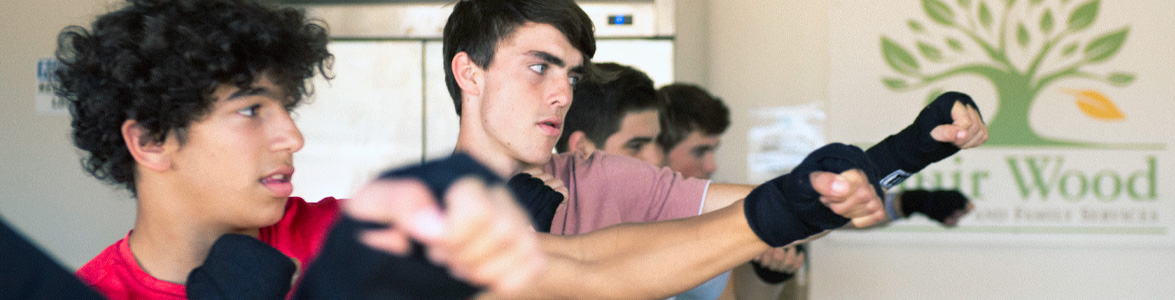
881;0;1134;147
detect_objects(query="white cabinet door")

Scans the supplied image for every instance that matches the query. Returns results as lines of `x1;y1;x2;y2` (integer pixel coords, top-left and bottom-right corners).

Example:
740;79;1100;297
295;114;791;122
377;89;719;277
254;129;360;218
423;41;461;161
292;41;424;201
593;39;675;87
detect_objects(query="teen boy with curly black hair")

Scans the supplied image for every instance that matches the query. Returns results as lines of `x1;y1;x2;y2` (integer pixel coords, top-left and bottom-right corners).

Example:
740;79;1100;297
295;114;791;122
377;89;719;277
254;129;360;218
57;1;544;298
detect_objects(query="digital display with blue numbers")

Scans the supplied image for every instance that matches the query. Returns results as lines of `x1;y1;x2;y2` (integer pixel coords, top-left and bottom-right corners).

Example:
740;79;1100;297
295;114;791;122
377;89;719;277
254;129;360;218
608;14;633;25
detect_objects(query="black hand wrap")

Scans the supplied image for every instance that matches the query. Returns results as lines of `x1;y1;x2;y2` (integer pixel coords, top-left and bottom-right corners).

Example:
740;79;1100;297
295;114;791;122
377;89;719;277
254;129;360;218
507;173;565;233
187;234;296;300
744;143;884;247
899;189;970;224
749;244;806;284
293;153;498;300
866;91;980;189
0;216;103;300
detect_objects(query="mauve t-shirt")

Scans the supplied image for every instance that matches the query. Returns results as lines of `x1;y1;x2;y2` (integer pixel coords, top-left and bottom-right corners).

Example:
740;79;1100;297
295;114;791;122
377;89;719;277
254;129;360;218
544;151;710;235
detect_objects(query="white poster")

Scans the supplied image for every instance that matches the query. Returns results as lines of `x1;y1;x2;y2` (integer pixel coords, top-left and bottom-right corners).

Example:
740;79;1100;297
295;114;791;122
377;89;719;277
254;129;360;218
746;104;826;183
828;0;1174;247
36;58;68;115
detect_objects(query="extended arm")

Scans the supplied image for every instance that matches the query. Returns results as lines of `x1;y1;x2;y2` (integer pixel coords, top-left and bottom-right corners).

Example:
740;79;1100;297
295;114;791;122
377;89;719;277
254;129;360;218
347;145;882;300
486;144;886;299
503;200;770;300
702;183;755;213
703;92;985;215
703;92;988;294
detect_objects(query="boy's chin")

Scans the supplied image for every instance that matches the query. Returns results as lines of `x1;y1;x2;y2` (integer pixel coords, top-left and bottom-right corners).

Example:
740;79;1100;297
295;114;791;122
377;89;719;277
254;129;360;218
519;152;553;166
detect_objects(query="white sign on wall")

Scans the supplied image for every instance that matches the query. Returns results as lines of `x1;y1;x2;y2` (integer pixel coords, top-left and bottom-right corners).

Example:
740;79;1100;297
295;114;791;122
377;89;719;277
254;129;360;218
746;103;826;183
827;0;1174;247
36;58;68;115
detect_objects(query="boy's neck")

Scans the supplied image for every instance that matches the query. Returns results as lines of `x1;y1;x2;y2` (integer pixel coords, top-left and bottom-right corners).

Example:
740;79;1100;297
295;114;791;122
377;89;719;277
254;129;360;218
128;183;259;285
454;109;524;178
453;138;521;179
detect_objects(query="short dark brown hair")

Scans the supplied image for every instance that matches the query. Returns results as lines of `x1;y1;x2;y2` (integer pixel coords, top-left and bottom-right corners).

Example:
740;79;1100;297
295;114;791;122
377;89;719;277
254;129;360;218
556;63;662;152
656;84;731;150
442;0;597;116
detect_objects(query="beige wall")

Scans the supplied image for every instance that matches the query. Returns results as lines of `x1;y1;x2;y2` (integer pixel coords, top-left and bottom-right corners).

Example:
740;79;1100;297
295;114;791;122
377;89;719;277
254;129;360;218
3;0;1172;298
672;0;710;86
0;0;135;269
683;1;1174;299
705;0;831;185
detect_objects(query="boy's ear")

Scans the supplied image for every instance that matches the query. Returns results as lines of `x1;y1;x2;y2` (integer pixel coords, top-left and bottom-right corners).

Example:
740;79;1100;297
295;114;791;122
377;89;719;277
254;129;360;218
121;120;171;172
567;131;598;156
452;52;484;100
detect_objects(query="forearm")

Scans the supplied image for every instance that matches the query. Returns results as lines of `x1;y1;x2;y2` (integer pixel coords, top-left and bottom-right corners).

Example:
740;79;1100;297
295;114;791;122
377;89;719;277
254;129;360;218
701;183;755;213
501;201;770;300
866;92;981;190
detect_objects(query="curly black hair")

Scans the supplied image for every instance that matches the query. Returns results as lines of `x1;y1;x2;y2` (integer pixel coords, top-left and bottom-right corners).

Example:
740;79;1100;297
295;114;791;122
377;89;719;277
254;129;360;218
54;0;332;195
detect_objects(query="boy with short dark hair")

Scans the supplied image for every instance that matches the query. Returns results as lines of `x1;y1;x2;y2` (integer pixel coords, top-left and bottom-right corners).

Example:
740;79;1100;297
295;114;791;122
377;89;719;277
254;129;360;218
439;1;897;299
657;83;731;179
556;62;666;165
438;1;987;299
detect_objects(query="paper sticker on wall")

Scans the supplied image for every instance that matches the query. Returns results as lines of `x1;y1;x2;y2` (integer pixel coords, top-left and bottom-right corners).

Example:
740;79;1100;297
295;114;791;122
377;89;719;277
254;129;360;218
746;103;826;183
36;58;68;115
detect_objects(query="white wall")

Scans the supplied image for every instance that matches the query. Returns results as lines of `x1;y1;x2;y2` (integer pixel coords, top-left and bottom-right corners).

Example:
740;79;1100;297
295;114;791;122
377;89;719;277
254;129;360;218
689;1;1175;299
0;0;134;269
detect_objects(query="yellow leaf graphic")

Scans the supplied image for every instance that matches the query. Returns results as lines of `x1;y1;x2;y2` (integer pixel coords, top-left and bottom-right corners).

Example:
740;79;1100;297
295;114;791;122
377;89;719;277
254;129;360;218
1062;89;1125;121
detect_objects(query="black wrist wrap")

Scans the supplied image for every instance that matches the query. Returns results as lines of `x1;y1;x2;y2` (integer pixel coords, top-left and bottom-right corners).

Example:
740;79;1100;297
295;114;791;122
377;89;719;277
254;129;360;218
294;154;499;300
0;215;107;300
187;234;296;300
750;261;796;284
375;153;502;204
866;91;979;189
749;244;806;284
744;143;884;247
899;189;970;224
507;173;564;233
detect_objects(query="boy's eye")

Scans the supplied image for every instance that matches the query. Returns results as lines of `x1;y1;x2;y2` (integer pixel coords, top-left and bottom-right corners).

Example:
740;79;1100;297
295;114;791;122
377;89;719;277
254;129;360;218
626;141;645;151
238;105;260;117
529;64;547;74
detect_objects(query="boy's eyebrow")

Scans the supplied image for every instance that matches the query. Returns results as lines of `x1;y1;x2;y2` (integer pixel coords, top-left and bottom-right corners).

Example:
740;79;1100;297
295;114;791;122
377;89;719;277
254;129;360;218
226;86;279;101
530;50;584;73
529;51;565;68
692;145;716;153
626;137;654;145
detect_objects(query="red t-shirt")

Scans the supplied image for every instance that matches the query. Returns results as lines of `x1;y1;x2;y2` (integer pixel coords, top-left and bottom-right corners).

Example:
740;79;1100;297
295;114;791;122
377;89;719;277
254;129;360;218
76;197;340;300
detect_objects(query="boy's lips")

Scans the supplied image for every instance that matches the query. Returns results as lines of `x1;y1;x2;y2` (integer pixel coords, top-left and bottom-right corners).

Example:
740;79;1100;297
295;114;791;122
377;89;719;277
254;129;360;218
538;118;562;136
261;167;294;198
